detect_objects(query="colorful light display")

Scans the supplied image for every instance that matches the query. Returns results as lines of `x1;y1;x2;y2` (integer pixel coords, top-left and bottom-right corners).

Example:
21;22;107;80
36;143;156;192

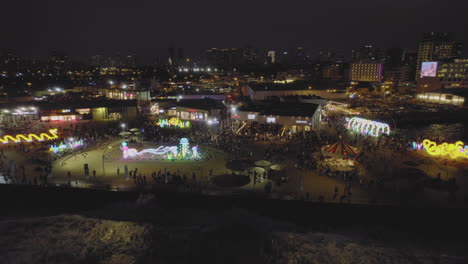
156;118;190;128
420;62;438;78
411;142;424;150
346;117;390;137
0;129;59;144
50;139;84;153
121;138;201;160
180;138;189;157
422;139;468;159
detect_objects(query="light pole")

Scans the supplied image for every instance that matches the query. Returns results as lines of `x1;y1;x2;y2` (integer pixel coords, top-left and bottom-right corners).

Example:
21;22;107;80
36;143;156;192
102;146;112;177
389;117;397;131
121;123;126;132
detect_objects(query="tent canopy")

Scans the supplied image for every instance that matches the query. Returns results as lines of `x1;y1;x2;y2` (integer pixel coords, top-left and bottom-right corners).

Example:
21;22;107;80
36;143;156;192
321;139;358;159
255;160;271;167
270;164;285;171
119;132;132;136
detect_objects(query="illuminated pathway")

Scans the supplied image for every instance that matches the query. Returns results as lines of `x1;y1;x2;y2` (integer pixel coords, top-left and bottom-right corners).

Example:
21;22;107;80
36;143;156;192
51;139;229;189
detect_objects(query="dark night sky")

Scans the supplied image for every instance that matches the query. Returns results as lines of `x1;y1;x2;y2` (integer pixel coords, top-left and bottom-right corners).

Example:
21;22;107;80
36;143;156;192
2;0;468;63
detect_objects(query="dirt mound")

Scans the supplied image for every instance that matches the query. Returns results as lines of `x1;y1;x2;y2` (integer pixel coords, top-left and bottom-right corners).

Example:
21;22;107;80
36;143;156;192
0;215;151;264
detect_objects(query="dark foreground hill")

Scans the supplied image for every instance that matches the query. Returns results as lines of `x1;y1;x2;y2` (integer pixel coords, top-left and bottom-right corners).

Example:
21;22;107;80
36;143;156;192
0;185;467;264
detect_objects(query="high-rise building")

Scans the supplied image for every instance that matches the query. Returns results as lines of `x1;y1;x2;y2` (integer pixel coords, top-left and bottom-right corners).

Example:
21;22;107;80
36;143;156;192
295;47;305;64
403;50;418;66
437;59;468;89
351;44;383;62
205;47;257;69
321;63;344;80
416;32;462;79
178;48;184;64
267;51;276;64
125;55;136;68
385;48;404;69
318;49;336;62
47;51;70;75
90;55;104;67
417;59;468;92
241;46;257;64
350;62;383;82
205;48;241;68
399;65;415;83
168;44;176;66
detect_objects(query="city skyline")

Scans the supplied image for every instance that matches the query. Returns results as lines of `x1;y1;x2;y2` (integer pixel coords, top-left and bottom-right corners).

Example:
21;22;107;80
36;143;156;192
2;0;468;63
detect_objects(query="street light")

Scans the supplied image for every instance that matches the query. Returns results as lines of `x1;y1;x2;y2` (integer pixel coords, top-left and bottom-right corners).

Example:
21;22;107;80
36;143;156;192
121;123;126;131
102;146;112;177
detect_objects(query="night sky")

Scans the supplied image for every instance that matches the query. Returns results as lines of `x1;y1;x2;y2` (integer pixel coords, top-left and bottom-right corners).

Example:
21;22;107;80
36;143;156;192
2;0;468;63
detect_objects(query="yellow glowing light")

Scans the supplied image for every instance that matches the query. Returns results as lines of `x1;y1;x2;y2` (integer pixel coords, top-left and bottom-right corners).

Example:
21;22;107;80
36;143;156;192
422;139;468;159
156;118;190;128
0;129;59;144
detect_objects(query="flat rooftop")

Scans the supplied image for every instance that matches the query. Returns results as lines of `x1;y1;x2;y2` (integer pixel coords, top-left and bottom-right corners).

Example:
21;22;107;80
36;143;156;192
239;102;320;117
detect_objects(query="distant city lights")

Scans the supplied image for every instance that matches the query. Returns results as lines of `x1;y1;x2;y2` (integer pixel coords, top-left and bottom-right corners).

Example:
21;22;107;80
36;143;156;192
178;67;218;73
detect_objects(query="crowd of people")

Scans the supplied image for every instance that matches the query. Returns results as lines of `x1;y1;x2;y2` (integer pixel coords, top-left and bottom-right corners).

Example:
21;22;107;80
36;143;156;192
1;108;466;206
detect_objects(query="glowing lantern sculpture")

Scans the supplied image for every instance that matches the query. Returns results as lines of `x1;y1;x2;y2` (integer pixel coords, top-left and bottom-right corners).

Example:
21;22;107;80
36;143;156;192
192;146;199;159
411;142;424;150
180;138;189;157
422;139;468;159
346;117;390;137
120;138;201;160
1;129;59;143
121;142;130;159
50;139;84;153
156;118;190;128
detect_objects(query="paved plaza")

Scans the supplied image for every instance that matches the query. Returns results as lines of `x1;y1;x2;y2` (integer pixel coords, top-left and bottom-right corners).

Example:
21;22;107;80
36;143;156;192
0;119;467;207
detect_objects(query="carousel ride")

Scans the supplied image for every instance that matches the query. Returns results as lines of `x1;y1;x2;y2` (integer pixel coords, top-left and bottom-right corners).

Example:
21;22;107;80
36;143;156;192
320;138;359;171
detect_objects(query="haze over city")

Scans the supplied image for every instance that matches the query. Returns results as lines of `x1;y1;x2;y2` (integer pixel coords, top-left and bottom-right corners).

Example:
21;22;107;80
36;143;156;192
2;0;468;62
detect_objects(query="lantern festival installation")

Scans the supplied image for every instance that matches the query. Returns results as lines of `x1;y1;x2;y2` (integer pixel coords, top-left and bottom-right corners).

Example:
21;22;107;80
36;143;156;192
50;139;84;154
346;117;390;137
180;138;189;157
411;142;424;150
156;118;190;128
121;138;201;160
422;139;468;159
0;129;59;144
